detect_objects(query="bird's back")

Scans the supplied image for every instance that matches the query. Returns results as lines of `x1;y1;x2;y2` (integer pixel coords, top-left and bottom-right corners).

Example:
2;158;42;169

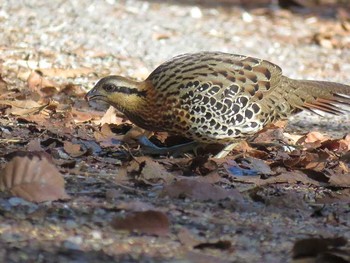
146;52;288;143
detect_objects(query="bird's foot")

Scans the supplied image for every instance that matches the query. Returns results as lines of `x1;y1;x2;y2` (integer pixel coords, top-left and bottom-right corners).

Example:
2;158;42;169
138;136;200;157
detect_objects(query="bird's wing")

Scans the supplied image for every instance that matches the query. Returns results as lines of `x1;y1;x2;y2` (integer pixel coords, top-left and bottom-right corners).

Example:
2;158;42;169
146;52;284;140
147;51;283;102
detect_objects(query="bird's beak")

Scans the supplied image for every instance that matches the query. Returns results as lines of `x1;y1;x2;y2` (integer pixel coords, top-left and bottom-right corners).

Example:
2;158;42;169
85;87;97;102
85;90;92;102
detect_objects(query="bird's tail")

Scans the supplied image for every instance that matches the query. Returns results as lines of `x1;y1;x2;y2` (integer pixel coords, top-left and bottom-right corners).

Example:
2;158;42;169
286;77;350;115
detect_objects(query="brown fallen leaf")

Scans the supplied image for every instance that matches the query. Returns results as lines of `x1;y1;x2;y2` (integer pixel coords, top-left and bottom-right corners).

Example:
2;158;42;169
0;99;54;116
67;107;104;124
297;131;329;149
160;178;241;201
328;173;350;187
234;141;269;159
253;120;288;144
111;210;170;236
321;138;350;153
26;139;43;152
120;157;175;185
95;106;124;125
283;151;327;171
139;157;175;184
63;141;86;157
27;70;59;98
94;123;123;147
60;83;86;98
233;170;322;187
0;156;70;202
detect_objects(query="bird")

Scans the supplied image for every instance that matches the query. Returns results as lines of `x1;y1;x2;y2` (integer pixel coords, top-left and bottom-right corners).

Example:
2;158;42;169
85;51;350;158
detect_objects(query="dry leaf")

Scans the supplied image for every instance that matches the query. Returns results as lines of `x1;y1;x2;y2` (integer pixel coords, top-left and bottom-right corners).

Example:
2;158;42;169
118;157;174;185
160;178;241;201
0;156;70;202
304;131;328;144
253;126;286;144
321;138;350;153
63;141;86;157
328;173;350;187
26;139;44;152
137;157;174;184
233;170;322;186
69;107;103;123
95;106;124;125
27;70;59;98
0;99;53;116
235;141;269;159
93;123;124;147
111;210;170;236
60;83;86;97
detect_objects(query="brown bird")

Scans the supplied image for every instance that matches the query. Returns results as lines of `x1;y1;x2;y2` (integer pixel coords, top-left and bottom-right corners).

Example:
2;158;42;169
86;52;350;158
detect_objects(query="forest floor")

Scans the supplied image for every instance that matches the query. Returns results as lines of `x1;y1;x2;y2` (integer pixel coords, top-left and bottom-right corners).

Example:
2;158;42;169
0;0;349;262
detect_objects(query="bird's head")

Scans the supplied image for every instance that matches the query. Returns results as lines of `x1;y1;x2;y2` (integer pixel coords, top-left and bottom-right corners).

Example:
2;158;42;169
85;75;148;113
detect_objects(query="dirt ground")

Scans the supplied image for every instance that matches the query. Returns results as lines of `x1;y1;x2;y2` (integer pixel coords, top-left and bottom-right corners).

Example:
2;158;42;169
0;0;349;262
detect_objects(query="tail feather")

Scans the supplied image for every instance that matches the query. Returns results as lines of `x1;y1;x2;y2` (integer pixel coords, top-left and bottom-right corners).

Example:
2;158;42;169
288;78;350;115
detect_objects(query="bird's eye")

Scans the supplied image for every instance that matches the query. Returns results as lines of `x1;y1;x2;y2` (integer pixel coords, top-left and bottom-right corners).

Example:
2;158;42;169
103;84;116;92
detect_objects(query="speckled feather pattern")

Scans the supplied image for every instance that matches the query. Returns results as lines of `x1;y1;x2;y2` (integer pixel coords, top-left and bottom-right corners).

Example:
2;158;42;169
143;52;294;143
88;51;350;144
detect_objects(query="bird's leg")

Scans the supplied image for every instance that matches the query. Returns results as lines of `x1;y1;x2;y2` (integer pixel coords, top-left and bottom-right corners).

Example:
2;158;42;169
138;135;200;156
214;142;239;158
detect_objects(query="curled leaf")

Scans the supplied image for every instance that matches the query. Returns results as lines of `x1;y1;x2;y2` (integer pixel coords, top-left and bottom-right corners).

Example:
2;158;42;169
0;156;70;202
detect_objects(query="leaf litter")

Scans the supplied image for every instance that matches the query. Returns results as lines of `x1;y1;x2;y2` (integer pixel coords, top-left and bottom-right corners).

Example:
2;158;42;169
0;1;350;262
1;66;349;262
